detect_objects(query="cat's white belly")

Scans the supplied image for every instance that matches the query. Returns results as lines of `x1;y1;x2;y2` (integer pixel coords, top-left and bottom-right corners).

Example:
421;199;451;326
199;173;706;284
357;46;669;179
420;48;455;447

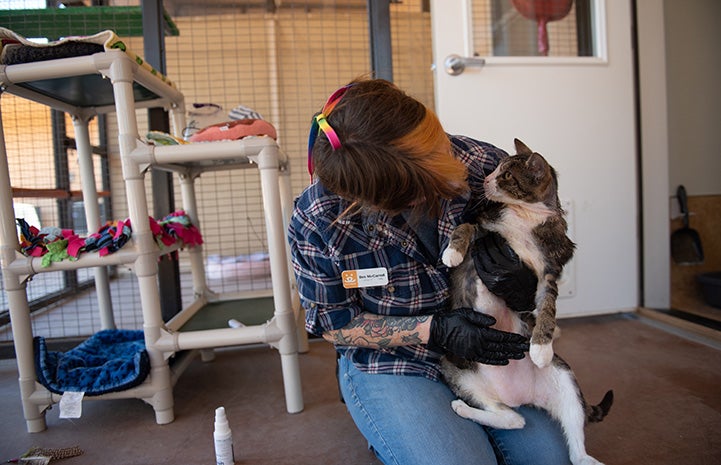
463;358;555;408
468;278;555;407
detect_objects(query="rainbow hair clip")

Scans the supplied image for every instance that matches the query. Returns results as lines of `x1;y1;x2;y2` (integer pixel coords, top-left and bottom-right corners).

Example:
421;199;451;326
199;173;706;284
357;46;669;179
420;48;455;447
307;84;353;176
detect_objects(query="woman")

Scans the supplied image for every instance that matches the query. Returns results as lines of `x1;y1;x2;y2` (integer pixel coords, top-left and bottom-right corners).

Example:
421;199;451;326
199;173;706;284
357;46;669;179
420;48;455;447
288;78;570;465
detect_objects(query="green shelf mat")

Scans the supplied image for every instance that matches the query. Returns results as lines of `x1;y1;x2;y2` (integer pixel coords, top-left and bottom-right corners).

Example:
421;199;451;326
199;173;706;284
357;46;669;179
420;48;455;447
179;297;277;332
0;7;179;40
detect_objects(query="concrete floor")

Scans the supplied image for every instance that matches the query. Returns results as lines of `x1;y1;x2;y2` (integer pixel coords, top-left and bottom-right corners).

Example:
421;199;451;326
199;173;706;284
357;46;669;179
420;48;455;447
0;313;720;465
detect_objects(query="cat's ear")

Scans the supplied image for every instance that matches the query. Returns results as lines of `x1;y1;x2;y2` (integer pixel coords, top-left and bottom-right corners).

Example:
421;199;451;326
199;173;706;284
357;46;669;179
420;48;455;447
514;138;533;155
526;152;548;181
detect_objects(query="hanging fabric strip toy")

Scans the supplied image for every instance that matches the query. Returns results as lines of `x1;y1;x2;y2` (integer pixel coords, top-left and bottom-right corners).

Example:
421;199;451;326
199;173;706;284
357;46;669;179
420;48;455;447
16;210;203;266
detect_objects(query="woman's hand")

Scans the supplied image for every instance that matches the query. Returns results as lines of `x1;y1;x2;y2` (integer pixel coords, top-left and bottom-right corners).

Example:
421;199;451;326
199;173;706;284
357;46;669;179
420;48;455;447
427;307;529;365
471;231;538;314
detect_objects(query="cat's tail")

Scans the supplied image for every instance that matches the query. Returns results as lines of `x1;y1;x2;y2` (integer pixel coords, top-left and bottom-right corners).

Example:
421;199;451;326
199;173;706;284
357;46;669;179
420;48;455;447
586;390;614;423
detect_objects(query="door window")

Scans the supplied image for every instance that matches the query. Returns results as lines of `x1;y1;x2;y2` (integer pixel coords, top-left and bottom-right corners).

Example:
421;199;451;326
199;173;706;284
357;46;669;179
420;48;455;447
471;0;598;57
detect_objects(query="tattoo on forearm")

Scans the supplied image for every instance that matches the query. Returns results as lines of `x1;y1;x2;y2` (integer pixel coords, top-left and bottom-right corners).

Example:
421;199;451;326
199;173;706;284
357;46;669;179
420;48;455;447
324;314;431;349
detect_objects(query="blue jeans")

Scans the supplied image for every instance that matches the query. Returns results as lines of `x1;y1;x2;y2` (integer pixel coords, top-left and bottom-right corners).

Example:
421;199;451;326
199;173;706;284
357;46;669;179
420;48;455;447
338;355;572;465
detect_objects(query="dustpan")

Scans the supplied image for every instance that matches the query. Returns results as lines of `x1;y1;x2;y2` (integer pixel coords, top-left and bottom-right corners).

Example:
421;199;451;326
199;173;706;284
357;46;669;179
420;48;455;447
671;185;704;265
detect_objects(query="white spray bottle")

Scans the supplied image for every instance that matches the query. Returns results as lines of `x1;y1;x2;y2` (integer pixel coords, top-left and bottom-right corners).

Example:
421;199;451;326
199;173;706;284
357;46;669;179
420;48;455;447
214;406;235;465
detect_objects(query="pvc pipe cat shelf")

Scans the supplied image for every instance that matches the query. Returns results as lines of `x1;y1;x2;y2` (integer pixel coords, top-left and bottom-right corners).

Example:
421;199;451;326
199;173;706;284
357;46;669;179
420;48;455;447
0;29;305;432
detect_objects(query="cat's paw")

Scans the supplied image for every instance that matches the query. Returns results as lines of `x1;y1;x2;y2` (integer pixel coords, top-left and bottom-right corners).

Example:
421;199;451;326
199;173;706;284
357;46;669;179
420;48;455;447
553;325;562;340
530;342;554;368
451;400;526;429
441;247;464;267
572;455;604;465
450;399;474;419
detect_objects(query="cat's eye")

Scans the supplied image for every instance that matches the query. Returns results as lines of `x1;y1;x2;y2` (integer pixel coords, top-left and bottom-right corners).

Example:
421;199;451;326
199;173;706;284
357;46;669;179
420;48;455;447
503;172;513;180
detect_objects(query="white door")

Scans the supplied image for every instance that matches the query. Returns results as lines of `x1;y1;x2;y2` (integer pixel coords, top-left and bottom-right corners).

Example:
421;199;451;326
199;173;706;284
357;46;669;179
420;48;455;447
431;0;638;317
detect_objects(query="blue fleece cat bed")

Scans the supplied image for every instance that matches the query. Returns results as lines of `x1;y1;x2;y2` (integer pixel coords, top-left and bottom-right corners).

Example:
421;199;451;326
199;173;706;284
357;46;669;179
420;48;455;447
34;329;150;396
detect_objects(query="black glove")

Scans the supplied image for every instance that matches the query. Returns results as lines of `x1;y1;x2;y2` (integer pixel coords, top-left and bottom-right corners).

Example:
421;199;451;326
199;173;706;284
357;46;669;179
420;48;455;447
471;231;538;313
427;308;529;365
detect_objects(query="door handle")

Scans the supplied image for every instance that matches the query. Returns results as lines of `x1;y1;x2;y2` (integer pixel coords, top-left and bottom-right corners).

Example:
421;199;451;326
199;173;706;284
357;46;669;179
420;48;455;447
444;54;486;76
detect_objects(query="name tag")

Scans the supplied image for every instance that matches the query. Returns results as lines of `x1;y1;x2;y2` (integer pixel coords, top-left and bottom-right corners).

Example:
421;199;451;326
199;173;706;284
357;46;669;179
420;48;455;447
341;267;389;289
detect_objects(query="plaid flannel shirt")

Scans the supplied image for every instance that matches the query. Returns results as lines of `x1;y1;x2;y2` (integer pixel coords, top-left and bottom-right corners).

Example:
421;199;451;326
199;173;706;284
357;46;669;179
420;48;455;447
288;135;506;380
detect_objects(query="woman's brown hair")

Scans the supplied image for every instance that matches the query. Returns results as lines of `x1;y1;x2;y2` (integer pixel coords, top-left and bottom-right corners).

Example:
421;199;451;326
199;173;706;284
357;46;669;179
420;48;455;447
310;79;468;219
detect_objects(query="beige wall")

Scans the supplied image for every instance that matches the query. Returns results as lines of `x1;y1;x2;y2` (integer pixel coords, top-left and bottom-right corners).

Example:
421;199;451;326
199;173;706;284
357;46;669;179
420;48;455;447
665;0;721;197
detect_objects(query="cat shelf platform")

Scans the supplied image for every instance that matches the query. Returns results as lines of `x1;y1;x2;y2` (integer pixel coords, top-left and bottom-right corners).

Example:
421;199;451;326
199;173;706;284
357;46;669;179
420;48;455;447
0;28;305;432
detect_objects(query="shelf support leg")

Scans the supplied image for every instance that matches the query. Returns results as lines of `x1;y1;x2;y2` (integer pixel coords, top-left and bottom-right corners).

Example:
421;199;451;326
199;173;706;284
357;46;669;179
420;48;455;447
0;96;49;432
178;172;207;299
108;54;175;424
256;145;303;414
72;115;115;329
279;164;309;353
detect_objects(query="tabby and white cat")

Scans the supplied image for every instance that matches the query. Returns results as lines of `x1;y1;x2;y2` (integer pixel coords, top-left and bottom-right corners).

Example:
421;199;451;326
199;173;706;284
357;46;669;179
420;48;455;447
441;139;613;465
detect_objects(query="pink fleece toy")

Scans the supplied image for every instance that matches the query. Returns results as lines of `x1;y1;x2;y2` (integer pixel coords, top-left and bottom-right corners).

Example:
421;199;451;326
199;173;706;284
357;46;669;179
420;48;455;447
159;211;203;247
188;118;277;143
